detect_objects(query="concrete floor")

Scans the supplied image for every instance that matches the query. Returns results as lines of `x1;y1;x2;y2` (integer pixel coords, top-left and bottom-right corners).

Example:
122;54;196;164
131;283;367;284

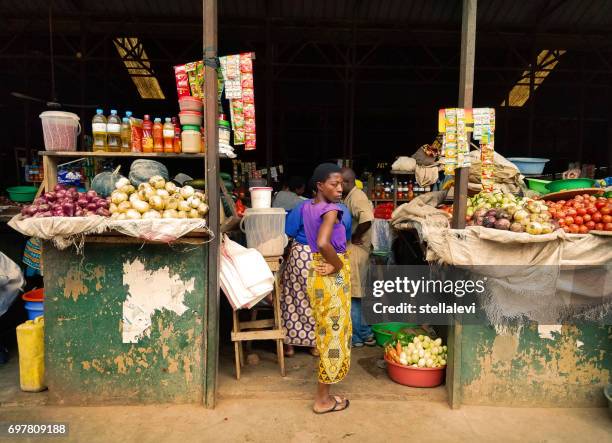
1;346;610;443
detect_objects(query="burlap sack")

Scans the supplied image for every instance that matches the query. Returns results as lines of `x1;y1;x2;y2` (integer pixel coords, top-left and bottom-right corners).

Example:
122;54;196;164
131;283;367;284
8;215;108;249
108;219;209;243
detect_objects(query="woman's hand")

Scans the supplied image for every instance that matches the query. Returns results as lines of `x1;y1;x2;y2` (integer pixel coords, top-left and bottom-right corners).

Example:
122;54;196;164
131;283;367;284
315;262;337;276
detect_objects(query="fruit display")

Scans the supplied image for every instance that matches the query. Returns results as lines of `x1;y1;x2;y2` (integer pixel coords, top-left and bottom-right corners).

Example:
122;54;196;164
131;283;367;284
466;191;556;234
109;176;209;220
384;334;448;369
545;194;612;233
20;185;109;218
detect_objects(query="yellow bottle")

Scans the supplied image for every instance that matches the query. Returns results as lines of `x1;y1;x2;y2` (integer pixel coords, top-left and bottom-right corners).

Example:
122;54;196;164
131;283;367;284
16;316;46;392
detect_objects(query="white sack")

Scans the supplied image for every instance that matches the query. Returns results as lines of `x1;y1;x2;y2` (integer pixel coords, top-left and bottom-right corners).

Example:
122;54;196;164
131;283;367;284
0;252;25;317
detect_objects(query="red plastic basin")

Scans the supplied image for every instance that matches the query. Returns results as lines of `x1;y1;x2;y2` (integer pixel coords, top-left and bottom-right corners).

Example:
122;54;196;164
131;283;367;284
22;287;44;302
385;355;446;388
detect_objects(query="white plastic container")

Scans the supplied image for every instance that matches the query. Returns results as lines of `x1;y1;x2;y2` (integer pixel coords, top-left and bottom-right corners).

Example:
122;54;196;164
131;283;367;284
178;96;203;112
178;111;203;126
181;129;201;153
240;208;288;256
39;111;81;151
249;186;272;209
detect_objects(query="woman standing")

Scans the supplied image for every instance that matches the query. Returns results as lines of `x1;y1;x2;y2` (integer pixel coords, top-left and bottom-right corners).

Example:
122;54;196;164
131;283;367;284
302;163;352;414
281;196;352;357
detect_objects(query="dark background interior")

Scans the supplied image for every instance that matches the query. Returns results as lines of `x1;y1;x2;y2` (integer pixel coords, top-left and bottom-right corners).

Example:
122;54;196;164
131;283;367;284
1;0;611;186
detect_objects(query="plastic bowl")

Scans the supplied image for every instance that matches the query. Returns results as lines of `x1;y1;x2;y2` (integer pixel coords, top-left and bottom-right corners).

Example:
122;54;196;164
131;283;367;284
22;288;44;302
178;96;203;112
545;178;596;193
24;301;43;320
371;322;418;347
525;178;551;194
178;111;203;126
6;186;38;203
507;157;550;175
385;355;446;388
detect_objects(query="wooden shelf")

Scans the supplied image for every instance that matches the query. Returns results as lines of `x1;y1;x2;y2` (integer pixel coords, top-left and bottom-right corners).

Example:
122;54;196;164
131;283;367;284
372;198;415;203
39;151;205;159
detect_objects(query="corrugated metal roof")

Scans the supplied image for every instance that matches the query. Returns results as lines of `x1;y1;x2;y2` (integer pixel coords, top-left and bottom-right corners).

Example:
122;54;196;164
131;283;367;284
1;0;611;31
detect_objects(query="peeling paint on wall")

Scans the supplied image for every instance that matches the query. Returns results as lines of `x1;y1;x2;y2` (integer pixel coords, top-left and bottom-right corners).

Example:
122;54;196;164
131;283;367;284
122;259;194;343
461;324;611;407
537;324;562;340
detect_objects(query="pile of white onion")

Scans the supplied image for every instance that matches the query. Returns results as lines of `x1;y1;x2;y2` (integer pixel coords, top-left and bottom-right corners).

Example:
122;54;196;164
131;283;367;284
109;176;209;220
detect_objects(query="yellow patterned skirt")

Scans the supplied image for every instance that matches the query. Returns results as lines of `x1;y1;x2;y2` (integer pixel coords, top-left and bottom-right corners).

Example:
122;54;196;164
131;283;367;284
306;252;352;384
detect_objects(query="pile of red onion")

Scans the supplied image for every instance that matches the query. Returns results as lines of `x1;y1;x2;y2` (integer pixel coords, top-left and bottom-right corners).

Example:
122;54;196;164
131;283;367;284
20;185;110;218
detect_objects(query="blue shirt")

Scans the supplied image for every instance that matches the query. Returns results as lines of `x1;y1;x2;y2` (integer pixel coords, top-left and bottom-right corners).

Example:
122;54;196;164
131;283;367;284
285;199;352;245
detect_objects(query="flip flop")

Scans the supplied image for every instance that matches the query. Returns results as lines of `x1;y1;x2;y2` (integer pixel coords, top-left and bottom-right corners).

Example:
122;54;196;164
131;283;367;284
313;396;350;414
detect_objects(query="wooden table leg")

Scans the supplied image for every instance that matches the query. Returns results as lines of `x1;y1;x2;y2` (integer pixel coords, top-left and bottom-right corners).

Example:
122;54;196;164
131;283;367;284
273;273;286;377
232;310;241;380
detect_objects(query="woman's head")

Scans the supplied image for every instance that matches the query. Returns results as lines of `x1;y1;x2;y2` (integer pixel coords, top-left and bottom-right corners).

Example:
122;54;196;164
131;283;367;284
312;163;343;203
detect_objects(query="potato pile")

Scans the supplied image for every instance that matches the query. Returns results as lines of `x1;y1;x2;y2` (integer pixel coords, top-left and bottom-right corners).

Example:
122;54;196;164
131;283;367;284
109;176;209;220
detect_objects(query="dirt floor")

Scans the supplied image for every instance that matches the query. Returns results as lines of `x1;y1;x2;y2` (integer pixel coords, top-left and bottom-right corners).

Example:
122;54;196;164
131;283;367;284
1;346;610;443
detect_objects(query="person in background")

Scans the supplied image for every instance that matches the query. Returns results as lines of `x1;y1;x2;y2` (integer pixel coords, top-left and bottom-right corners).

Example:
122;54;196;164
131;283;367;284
341;167;376;347
272;176;306;211
281;181;352;358
302;163;351;413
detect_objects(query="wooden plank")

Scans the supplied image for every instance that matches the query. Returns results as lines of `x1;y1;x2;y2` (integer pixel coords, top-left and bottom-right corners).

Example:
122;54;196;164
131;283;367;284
451;167;469;228
203;0;220;410
448;0;477;410
42;155;58;192
34;181;45;199
238;318;275;330
39;151;205;159
231;330;285;341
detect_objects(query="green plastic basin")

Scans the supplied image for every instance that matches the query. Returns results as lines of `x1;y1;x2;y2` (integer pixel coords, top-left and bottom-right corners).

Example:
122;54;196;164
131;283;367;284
6;186;38;203
545;178;595;193
525;178;551;194
371;322;418;347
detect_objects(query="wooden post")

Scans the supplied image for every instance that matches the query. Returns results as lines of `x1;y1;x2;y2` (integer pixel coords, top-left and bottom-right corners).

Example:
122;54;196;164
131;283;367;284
203;0;219;410
451;0;476;230
448;0;477;411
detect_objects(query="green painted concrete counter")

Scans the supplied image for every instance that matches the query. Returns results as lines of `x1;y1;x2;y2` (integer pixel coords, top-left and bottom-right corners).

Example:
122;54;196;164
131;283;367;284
459;323;610;407
43;236;209;405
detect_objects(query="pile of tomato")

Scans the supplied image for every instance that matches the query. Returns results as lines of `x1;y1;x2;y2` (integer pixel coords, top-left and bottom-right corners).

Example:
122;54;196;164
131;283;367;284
545;194;612;233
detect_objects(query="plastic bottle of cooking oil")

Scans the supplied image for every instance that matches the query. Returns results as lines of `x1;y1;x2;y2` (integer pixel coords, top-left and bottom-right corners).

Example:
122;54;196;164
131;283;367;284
142;115;153;153
153;118;164;153
120;117;131;152
92;109;107;151
106;109;122;152
163;118;174;153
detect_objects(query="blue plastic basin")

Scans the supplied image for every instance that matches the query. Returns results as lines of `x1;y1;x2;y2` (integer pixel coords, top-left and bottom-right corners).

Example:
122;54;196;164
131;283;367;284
507;157;550;175
24;301;43;320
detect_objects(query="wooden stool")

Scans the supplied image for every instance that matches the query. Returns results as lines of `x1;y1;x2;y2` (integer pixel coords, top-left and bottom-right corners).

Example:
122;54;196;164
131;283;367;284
231;256;286;379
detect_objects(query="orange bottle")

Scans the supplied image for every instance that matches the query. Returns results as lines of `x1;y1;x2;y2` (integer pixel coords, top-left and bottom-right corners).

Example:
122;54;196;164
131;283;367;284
153;118;163;153
172;117;182;153
142;115;153;153
163;117;174;153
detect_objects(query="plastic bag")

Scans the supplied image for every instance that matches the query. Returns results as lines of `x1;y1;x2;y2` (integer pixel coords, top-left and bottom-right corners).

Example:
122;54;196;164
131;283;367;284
371;219;392;254
0;252;25;317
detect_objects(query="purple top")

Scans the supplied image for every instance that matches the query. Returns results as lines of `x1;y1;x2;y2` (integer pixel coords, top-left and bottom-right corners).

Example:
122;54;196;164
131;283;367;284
301;201;347;253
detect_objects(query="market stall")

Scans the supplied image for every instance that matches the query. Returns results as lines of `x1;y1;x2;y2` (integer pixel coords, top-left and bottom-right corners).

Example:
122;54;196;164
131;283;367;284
387;106;612;408
4;9;230;404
